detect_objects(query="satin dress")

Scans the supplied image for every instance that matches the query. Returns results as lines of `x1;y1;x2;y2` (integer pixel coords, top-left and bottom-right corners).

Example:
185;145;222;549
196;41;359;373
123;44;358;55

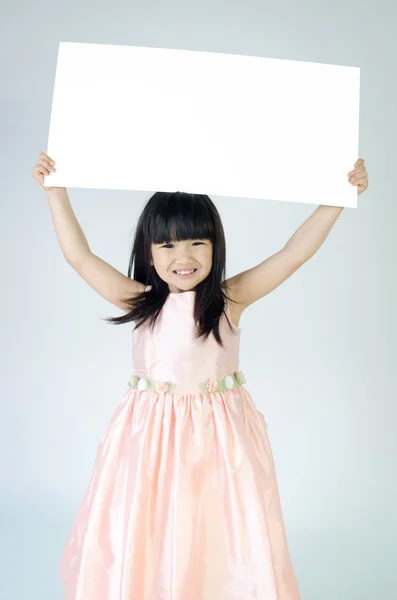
60;290;302;600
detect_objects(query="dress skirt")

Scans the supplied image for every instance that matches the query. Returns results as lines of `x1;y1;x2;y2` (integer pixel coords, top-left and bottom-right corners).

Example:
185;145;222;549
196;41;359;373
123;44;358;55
60;385;302;600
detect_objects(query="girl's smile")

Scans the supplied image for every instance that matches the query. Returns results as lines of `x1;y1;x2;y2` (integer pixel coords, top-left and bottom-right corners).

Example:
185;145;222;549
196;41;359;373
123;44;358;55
173;268;198;278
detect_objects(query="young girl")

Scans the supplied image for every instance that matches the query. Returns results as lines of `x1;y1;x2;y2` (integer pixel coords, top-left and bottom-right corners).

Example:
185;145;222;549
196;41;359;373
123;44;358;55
32;153;368;600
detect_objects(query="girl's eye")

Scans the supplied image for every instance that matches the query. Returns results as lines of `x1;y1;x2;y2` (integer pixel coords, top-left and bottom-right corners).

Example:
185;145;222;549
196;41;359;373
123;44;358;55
161;241;204;248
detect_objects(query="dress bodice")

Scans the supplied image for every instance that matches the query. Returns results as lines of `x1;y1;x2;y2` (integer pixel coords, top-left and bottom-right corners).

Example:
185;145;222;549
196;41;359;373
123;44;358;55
131;291;241;394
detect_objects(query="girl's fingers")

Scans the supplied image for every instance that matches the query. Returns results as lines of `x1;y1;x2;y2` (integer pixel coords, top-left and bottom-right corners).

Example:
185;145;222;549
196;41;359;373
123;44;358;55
40;152;55;164
348;165;366;178
32;152;57;189
348;169;367;183
41;158;55;173
351;176;365;185
35;156;56;176
350;177;368;195
350;168;367;183
39;153;56;171
33;163;51;177
37;163;51;176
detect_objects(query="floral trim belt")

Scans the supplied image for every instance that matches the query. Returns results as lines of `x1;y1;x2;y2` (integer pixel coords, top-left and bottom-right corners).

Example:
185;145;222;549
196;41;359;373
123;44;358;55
128;371;246;395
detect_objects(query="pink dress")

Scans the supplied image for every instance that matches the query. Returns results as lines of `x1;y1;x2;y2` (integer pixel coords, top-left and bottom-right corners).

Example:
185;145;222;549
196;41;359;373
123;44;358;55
60;290;302;599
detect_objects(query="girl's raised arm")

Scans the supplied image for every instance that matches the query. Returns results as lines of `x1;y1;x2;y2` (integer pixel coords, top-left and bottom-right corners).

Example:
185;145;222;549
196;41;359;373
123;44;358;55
32;153;145;312
226;158;368;315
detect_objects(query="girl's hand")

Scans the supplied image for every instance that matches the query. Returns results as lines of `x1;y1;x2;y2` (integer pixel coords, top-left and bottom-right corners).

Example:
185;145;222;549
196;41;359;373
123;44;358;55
348;158;368;196
32;152;61;192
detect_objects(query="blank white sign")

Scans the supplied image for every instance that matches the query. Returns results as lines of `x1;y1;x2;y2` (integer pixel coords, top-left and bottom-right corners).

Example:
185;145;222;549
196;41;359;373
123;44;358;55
45;42;360;207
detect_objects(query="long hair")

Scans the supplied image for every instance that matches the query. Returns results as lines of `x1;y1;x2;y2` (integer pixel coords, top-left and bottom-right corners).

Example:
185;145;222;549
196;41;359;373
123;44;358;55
103;191;237;346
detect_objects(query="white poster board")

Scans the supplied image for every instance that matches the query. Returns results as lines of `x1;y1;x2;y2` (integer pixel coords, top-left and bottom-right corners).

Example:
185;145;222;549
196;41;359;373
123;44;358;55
45;42;360;207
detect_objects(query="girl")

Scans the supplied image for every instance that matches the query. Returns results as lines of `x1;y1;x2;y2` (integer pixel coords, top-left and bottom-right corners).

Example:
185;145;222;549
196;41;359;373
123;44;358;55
32;153;368;600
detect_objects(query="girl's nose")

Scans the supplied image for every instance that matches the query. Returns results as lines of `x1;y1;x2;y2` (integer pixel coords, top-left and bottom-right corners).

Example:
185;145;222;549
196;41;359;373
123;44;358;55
175;250;192;261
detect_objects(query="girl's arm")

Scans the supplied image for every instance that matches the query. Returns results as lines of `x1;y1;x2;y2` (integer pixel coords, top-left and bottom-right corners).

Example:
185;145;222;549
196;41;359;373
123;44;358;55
226;159;368;311
46;187;145;310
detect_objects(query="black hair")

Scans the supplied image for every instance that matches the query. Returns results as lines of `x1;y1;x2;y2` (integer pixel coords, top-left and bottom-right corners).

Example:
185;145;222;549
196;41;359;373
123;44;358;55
103;191;237;346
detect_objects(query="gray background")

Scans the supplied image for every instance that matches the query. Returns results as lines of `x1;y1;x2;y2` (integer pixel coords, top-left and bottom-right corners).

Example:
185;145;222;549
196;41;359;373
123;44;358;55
1;1;396;599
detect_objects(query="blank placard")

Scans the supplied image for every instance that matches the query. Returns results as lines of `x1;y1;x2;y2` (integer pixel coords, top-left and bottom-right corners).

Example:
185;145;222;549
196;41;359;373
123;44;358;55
45;42;360;207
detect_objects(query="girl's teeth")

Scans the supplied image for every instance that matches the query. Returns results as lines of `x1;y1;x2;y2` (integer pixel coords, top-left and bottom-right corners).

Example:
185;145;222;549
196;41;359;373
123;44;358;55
176;269;195;274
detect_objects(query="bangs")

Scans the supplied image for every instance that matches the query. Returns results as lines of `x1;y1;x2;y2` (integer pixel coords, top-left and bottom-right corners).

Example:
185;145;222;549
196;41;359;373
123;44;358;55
144;192;215;244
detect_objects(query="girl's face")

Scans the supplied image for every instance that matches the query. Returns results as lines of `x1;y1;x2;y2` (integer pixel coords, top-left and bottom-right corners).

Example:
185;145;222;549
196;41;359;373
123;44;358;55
151;238;213;293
